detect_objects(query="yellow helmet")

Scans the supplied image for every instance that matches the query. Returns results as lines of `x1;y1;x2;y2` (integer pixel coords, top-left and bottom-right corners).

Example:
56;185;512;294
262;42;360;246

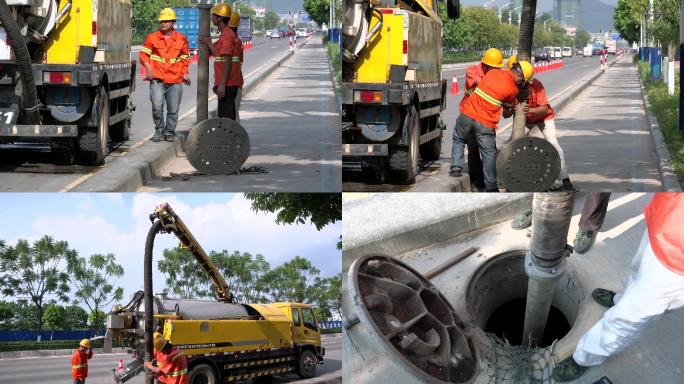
482;48;504;68
212;3;232;18
507;54;518;70
228;11;240;28
158;8;176;22
516;60;534;83
153;333;169;352
79;339;91;349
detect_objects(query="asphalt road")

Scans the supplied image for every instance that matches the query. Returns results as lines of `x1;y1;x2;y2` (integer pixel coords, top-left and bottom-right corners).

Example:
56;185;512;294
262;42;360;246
0;36;292;191
342;55;610;191
0;334;341;384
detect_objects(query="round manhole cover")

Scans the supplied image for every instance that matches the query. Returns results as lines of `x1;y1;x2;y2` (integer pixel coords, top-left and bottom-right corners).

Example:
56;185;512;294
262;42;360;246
186;118;250;175
496;137;561;191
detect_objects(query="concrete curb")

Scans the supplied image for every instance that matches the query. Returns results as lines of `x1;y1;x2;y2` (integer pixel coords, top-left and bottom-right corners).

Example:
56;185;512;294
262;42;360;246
70;41;305;192
0;347;127;359
296;370;342;384
634;59;682;192
442;60;481;71
342;193;532;271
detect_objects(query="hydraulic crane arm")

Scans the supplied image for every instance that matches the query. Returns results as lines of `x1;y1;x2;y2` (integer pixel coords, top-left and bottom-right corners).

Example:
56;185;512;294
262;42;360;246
150;202;234;303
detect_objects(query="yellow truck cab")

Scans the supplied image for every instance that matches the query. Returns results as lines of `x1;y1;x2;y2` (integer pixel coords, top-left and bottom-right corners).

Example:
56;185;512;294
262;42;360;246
275;302;324;353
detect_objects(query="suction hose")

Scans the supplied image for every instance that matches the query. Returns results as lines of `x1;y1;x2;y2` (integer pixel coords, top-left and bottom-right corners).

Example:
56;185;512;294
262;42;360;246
0;0;40;123
144;219;162;384
511;0;537;141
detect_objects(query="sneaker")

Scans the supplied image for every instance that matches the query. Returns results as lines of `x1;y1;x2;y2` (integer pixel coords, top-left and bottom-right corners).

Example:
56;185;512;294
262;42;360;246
553;357;589;382
511;208;533;230
574;229;597;254
153;131;163;142
592;288;616;308
165;133;176;142
449;169;462;177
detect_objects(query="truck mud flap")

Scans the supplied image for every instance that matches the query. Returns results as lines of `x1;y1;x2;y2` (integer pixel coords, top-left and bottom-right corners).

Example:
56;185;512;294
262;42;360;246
343;143;388;156
0;124;77;137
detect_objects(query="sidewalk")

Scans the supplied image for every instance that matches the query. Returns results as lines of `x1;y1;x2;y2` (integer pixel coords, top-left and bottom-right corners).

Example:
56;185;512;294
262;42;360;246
139;40;341;192
554;56;662;191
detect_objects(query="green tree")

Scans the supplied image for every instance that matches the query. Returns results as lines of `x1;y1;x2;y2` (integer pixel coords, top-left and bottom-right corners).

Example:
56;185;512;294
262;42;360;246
67;253;125;330
262;256;320;303
211;251;271;303
264;10;280;30
158;246;212;299
303;0;329;27
307;274;341;321
43;304;67;331
648;0;679;57
0;300;14;330
613;0;641;45
132;0;165;38
235;3;256;17
0;236;71;336
64;305;89;330
244;193;341;231
574;30;592;48
88;309;107;329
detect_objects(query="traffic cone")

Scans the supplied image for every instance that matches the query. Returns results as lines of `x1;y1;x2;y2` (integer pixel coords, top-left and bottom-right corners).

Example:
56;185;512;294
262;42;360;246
450;75;459;94
117;359;124;372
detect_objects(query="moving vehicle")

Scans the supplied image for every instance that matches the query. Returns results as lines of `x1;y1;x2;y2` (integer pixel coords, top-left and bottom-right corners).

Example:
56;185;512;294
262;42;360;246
238;16;253;45
0;0;135;165
552;47;562;58
583;45;593;57
562;47;573;58
297;28;308;37
269;29;282;38
534;49;550;62
341;0;460;184
605;39;617;55
106;203;325;383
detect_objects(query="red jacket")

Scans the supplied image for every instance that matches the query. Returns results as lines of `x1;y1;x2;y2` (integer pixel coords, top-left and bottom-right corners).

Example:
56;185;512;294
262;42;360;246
139;30;190;84
459;63;489;107
460;69;519;129
71;348;92;380
157;347;188;384
645;193;684;275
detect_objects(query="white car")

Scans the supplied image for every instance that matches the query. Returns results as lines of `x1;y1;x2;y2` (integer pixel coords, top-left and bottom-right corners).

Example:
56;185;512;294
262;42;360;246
562;47;573;57
583;46;593;57
552;47;562;58
296;28;308;38
269;30;281;38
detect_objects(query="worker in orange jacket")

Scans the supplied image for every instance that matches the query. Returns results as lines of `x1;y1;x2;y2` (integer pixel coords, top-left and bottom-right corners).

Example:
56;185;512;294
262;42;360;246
199;3;239;120
449;59;534;191
459;48;504;190
227;11;244;124
71;339;93;384
555;193;684;381
144;334;188;384
503;55;575;191
139;8;191;142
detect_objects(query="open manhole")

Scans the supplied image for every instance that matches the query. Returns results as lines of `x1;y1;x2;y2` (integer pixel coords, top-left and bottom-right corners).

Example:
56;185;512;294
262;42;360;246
466;250;581;348
345;254;479;383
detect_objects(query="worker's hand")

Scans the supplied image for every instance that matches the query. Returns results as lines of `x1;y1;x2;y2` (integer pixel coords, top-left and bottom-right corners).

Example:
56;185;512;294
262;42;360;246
145;72;155;82
198;36;213;49
182;74;191;86
143;361;153;370
215;85;226;99
522;105;530;114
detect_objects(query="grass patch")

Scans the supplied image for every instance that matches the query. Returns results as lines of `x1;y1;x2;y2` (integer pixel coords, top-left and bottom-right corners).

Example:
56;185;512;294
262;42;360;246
320;328;341;334
325;41;342;97
443;51;481;64
0;339;125;352
637;61;684;186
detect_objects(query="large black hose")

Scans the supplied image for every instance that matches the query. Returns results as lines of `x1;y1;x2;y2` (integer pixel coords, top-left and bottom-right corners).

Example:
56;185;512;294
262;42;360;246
0;0;40;124
511;0;537;140
529;192;575;268
144;220;162;384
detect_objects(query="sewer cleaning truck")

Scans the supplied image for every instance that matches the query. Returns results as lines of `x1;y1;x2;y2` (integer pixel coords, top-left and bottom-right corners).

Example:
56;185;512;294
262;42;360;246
0;0;135;165
341;0;459;184
105;203;324;383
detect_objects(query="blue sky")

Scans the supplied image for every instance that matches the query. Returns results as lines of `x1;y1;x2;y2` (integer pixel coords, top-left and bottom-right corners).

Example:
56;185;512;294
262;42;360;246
0;193;341;308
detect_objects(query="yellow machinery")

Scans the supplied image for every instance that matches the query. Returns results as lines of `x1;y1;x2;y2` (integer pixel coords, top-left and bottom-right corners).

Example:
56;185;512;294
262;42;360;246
341;0;459;184
0;0;134;165
106;203;324;383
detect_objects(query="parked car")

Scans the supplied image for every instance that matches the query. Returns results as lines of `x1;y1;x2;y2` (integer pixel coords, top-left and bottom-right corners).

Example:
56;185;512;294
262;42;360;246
534;49;550;62
562;47;573;58
552;47;562;58
269;29;281;38
583;46;593;57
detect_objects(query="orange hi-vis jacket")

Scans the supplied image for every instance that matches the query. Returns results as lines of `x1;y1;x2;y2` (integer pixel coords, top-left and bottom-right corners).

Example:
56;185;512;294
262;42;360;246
508;78;555;124
140;30;190;84
157;347;189;384
213;27;238;87
644;193;684;276
227;36;244;88
71;348;92;380
460;69;519;130
460;63;490;107
154;349;167;384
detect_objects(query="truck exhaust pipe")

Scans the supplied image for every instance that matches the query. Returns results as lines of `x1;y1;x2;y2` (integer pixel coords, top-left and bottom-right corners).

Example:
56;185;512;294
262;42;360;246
0;0;40;124
522;192;574;346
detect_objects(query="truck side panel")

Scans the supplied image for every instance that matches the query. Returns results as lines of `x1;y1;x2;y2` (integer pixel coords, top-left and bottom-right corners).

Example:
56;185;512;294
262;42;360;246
354;11;403;84
45;0;94;64
408;11;441;82
97;0;132;64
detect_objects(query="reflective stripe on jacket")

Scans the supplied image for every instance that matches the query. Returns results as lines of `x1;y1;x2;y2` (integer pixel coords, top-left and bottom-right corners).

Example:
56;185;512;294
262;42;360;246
139;30;190;84
71;348;92;380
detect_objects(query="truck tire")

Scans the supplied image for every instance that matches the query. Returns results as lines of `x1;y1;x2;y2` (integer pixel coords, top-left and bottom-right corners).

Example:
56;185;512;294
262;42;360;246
296;349;316;379
78;86;109;165
50;138;77;165
109;117;130;142
189;363;218;384
388;105;419;184
419;116;442;161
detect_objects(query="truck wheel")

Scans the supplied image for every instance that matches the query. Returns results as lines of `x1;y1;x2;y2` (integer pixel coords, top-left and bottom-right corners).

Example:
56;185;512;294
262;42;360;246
389;105;419;184
50;138;77;165
188;364;218;384
296;349;317;379
78;86;109;165
109;117;130;142
419;116;442;161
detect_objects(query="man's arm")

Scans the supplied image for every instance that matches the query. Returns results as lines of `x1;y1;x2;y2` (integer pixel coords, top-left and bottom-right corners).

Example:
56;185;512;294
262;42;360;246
139;35;155;80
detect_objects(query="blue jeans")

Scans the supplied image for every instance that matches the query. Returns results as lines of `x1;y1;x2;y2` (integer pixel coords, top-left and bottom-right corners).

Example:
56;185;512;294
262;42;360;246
150;80;183;134
450;113;498;190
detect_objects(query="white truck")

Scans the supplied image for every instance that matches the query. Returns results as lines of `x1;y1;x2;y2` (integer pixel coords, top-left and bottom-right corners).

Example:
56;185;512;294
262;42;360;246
605;39;617;55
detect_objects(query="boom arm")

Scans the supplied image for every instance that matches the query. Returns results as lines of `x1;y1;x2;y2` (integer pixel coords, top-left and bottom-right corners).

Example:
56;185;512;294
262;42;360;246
150;203;234;303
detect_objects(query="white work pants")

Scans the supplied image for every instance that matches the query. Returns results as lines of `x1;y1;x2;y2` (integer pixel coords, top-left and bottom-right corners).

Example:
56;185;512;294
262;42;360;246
235;88;242;124
526;119;569;180
573;230;684;366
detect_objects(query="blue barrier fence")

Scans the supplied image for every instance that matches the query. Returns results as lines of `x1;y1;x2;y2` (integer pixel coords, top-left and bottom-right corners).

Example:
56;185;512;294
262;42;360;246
319;321;342;329
0;330;104;342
